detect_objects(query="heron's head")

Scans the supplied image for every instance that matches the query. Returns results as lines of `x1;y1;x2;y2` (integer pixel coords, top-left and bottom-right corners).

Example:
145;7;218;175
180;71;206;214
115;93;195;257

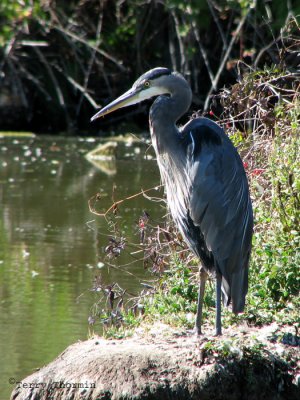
91;67;174;121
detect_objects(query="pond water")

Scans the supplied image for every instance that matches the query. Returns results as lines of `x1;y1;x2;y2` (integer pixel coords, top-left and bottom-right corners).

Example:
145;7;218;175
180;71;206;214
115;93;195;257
0;134;164;399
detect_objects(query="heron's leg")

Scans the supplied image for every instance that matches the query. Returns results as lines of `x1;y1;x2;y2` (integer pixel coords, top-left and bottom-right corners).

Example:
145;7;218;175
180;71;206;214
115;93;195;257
195;266;208;335
215;273;222;336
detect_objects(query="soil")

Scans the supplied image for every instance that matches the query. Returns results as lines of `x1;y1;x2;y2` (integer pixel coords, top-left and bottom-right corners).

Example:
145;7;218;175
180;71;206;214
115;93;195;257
10;323;300;400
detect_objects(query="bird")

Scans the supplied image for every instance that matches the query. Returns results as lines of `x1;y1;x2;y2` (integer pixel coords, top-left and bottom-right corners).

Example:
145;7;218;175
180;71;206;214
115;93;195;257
91;67;253;335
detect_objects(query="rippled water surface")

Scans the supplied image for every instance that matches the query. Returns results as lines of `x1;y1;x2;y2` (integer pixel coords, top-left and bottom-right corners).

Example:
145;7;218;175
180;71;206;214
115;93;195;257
0;134;163;398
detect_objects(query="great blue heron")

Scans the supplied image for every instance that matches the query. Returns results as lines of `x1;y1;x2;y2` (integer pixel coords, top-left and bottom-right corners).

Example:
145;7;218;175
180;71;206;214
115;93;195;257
91;67;253;335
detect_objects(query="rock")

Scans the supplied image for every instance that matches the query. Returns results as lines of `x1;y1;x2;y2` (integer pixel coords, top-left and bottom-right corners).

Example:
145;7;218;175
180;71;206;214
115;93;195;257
85;141;118;175
85;142;118;160
10;325;300;400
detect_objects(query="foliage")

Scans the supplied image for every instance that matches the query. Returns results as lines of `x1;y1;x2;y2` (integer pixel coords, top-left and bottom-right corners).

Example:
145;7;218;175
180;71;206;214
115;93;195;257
224;71;300;327
0;0;46;45
0;0;299;132
221;69;299;327
245;130;299;325
143;259;198;328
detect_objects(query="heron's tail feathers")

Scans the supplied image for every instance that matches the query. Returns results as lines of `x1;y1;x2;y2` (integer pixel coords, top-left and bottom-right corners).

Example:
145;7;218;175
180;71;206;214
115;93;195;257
220;263;248;314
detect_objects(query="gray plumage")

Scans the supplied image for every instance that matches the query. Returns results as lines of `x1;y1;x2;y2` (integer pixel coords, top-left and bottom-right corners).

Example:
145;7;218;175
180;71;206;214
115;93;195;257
91;67;253;335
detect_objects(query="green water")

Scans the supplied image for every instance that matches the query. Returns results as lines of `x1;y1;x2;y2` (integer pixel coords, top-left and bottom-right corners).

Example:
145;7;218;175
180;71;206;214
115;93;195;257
0;135;162;399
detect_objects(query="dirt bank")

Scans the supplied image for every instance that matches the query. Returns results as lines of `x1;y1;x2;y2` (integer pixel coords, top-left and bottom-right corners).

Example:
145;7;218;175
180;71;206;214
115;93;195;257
10;323;299;400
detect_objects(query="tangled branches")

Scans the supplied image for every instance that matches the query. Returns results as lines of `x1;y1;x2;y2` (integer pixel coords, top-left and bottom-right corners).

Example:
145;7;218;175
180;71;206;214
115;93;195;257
219;18;300;139
220;69;300;138
87;185;191;335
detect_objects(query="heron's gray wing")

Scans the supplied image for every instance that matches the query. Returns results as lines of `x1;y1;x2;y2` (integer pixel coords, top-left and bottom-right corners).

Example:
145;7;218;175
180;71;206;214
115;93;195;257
184;118;253;312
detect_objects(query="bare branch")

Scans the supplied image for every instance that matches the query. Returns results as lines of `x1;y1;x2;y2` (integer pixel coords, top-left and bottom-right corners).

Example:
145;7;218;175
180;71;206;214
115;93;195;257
88;185;163;218
48;23;126;72
204;10;250;110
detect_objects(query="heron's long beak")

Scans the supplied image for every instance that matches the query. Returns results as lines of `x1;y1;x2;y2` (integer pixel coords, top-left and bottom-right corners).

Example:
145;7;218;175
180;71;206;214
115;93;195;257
90;87;142;122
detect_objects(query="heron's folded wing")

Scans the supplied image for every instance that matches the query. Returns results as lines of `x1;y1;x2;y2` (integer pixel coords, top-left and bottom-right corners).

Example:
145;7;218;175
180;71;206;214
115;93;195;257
185;121;253;311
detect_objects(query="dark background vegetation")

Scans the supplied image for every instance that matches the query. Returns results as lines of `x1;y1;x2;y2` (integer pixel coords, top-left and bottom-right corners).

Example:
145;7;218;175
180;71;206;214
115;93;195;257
0;0;299;133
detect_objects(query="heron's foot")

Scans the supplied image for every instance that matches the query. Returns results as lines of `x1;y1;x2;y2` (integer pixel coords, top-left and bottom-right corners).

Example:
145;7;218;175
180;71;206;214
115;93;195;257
186;328;201;337
193;324;202;336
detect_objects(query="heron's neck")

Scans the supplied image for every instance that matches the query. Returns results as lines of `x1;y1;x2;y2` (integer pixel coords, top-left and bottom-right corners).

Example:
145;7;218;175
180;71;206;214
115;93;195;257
149;79;192;153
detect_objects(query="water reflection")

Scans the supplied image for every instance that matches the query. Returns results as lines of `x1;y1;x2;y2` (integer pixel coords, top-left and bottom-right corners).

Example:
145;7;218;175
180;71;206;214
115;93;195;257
0;135;163;398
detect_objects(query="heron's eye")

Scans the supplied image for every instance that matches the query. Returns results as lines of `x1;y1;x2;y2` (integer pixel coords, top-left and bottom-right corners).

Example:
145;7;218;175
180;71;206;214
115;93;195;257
144;81;150;88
